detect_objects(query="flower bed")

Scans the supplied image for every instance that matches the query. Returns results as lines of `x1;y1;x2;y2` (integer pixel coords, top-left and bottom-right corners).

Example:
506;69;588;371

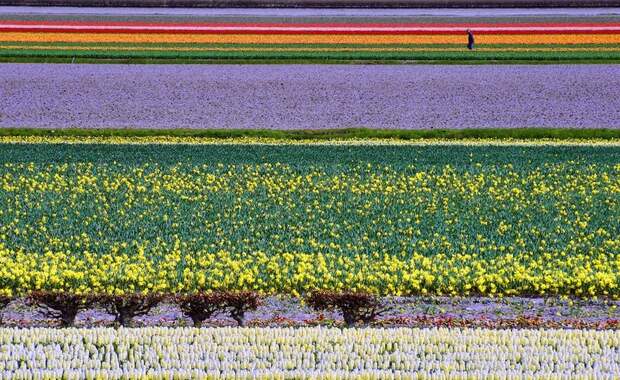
1;20;620;62
0;327;618;378
0;140;618;298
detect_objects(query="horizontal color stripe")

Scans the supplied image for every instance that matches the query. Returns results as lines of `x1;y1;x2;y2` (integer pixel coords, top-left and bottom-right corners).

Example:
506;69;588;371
5;41;620;49
2;45;620;52
2;33;620;45
7;20;620;28
3;50;619;61
2;22;620;35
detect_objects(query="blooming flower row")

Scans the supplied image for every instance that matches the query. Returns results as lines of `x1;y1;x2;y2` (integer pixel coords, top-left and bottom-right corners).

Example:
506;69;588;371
4;33;620;44
0;143;618;297
1;136;620;146
0;327;618;379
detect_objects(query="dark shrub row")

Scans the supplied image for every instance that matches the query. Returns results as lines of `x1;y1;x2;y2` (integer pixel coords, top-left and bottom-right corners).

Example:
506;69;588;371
175;292;262;327
307;291;388;327
20;291;261;328
0;291;386;328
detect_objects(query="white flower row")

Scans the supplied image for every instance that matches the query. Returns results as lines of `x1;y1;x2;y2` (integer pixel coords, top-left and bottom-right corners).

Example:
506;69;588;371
0;327;618;379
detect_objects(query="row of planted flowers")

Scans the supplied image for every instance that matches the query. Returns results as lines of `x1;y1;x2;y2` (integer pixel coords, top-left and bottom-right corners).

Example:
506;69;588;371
0;159;619;299
2;20;620;62
0;327;618;379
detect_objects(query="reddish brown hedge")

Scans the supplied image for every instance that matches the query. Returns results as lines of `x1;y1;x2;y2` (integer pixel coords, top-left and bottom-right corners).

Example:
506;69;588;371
218;291;261;327
97;293;164;327
306;291;388;327
174;291;261;327
174;292;224;327
26;291;93;327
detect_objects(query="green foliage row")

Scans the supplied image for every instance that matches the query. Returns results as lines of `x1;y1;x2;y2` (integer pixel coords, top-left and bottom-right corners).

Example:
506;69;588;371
2;48;620;62
0;143;618;297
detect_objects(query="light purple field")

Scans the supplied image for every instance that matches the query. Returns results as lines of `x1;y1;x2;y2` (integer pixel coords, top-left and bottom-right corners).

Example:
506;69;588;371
1;64;619;129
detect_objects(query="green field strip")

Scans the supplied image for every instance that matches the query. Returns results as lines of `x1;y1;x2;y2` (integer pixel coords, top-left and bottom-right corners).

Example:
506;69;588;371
3;48;620;61
7;57;620;64
2;128;620;141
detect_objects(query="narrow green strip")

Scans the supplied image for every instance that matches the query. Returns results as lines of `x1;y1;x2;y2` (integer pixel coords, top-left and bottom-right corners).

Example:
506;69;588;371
1;128;619;140
2;48;620;61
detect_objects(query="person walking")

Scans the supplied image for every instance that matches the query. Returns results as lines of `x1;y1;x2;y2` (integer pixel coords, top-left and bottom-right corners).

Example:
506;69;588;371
467;29;475;50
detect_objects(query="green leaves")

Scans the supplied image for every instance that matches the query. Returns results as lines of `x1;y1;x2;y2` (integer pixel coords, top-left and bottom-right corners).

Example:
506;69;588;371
0;142;618;297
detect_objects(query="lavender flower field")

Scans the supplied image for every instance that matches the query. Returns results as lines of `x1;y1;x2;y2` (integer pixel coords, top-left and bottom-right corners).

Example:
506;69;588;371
2;64;620;129
1;4;620;379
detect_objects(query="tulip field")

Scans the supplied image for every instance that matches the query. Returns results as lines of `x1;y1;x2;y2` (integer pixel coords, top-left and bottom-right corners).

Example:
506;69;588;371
1;327;619;379
2;5;620;378
0;137;618;298
0;135;619;376
1;19;620;62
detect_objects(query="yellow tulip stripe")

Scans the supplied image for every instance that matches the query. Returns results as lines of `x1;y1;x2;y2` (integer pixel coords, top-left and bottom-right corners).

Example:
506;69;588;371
1;327;619;378
1;136;620;146
0;141;618;298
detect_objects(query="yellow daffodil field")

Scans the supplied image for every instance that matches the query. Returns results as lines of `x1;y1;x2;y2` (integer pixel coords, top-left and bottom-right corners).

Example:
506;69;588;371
0;138;618;299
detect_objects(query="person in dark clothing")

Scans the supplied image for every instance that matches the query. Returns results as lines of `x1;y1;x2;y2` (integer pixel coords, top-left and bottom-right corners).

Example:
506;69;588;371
467;29;475;50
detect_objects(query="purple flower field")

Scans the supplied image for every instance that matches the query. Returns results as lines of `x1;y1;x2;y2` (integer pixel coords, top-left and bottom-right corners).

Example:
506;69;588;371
2;64;619;130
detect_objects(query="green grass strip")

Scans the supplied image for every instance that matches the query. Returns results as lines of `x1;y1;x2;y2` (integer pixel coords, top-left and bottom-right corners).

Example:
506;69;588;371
2;48;620;61
4;57;620;64
1;128;619;141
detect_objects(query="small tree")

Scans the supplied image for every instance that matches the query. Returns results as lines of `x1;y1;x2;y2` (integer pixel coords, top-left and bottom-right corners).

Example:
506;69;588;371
306;291;388;327
0;295;11;309
174;293;222;327
26;291;92;327
99;293;163;327
219;291;261;327
0;295;13;326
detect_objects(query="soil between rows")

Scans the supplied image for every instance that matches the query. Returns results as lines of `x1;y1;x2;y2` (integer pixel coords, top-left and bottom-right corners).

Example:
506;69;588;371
3;296;619;328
